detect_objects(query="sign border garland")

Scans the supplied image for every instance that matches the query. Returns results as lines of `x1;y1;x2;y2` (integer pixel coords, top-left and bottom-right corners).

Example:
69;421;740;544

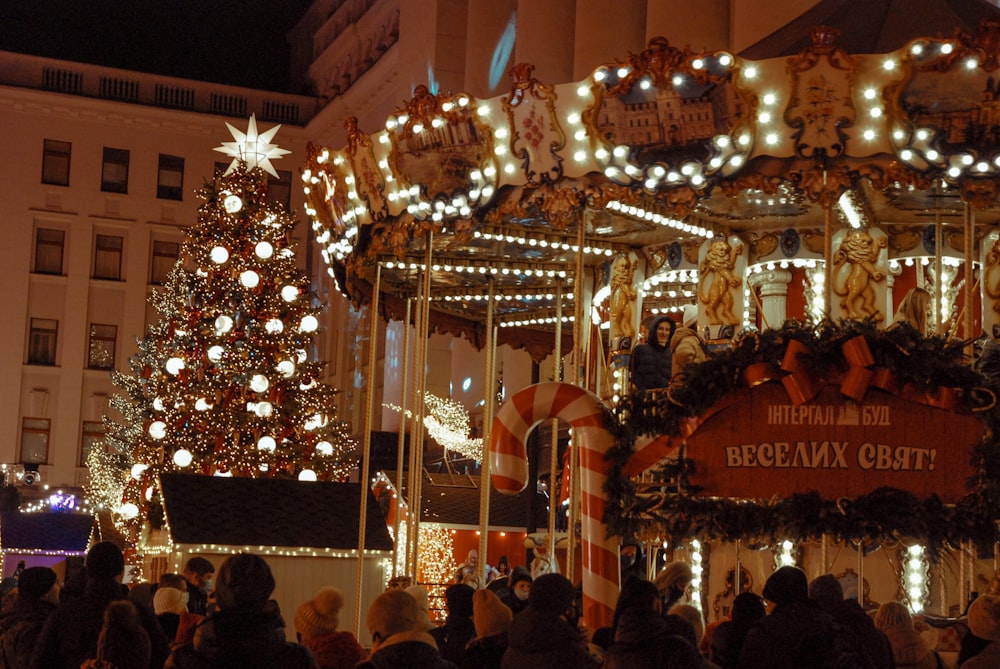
605;320;1000;560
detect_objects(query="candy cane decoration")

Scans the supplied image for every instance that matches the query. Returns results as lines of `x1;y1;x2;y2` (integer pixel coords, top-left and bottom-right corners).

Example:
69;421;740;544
489;382;619;628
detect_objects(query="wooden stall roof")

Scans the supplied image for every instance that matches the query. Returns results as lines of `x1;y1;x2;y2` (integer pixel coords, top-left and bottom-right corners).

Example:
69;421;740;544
382;470;549;529
0;512;93;553
159;473;393;551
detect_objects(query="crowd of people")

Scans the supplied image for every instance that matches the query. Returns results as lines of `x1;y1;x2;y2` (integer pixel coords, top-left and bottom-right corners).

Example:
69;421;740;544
3;541;1000;668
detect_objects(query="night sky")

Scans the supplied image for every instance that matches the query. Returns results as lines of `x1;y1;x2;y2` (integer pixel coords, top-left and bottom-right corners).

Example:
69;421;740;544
1;0;314;93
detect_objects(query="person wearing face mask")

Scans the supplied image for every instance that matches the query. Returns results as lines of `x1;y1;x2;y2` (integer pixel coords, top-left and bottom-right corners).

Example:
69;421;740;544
500;573;598;669
181;557;214;616
503;568;531;615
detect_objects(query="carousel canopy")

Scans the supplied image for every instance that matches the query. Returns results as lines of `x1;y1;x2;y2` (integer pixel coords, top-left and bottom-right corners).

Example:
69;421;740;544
159;473;393;551
302;14;1000;360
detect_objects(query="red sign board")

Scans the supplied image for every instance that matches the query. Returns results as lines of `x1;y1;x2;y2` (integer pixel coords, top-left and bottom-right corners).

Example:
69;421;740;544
685;383;984;503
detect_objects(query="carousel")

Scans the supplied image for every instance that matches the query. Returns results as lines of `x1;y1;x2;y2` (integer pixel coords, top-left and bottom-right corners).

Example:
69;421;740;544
301;17;1000;639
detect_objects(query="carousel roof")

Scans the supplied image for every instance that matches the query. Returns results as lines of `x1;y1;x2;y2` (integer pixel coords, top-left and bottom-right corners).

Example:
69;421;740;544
302;14;1000;360
159;473;393;551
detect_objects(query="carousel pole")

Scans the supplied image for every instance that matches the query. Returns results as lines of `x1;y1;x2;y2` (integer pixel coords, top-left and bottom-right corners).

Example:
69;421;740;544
934;205;944;333
477;277;496;586
393;298;412;576
823;172;834;319
965;203;975;347
567;219;587;582
735;540;742;596
856;541;864;606
939;560;947;616
548;283;563;568
409;232;434;582
406;288;423;578
821;535;829;573
353;263;381;637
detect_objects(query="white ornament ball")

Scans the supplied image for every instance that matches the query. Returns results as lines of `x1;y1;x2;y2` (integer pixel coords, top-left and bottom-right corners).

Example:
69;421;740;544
223;194;243;213
257;435;277;452
298;469;317;481
173;449;193;467
207;345;225;363
281;285;299;302
299;314;318;332
165;357;185;375
210;246;230;264
148;421;167;440
255;241;274;259
250;374;269;393
240;270;260;288
315;441;334;456
214;315;234;334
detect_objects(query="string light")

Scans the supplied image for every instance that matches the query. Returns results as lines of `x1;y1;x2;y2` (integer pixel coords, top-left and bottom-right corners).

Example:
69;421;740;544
385;393;483;461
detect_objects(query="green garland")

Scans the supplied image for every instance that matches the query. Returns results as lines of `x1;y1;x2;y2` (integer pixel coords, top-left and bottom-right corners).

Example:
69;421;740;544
605;320;1000;559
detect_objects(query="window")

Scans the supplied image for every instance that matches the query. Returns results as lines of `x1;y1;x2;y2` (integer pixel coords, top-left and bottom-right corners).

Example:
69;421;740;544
80;421;106;467
33;228;65;275
150;240;180;284
20;418;50;464
93;234;123;280
28;318;58;365
157;154;184;200
88;324;116;369
101;147;130;193
267;170;293;210
42;139;71;186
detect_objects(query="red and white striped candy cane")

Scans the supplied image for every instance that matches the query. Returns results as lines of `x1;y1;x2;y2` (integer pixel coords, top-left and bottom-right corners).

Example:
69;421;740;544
489;382;619;628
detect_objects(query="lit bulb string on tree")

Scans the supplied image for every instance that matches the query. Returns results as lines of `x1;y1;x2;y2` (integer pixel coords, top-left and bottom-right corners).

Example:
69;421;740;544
603;319;1000;560
98;158;357;565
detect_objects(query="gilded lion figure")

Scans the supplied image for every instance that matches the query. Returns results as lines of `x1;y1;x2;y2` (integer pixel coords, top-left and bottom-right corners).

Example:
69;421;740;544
609;255;637;345
699;239;743;326
833;229;887;320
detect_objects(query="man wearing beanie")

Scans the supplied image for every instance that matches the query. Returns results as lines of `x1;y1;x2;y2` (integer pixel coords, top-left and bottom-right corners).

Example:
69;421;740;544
464;589;512;669
738;565;837;668
31;542;171;669
294;586;363;669
165;552;316;668
0;566;58;668
501;573;599;669
429;583;476;665
357;589;456;669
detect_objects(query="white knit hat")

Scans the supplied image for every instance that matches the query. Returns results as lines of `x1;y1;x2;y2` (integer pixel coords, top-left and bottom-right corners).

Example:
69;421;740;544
153;586;188;615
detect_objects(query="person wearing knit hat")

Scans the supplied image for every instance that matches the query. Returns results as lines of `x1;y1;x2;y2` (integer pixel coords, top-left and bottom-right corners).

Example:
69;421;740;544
164;553;317;668
963;579;1000;669
0;567;59;669
429;583;476;665
80;600;151;669
502;572;598;669
504;566;532;615
653;560;693;611
31;542;172;669
873;601;941;669
464;589;512;669
405;584;438;632
357;589;455;669
670;304;707;379
294;587;363;669
153;586;189;644
810;573;894;669
738;566;838;669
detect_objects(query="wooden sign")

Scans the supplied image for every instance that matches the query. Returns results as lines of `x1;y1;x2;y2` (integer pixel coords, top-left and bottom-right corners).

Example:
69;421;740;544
685;383;983;503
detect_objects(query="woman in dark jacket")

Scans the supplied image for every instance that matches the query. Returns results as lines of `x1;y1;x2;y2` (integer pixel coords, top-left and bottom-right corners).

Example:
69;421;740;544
630;315;676;390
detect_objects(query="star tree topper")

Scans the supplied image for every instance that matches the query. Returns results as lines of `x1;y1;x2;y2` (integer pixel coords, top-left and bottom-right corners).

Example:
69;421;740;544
214;114;290;178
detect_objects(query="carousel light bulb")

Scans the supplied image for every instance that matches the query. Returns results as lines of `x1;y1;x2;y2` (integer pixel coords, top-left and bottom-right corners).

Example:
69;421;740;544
255;241;274;259
277;360;295;377
299;315;319;332
265;318;284;334
214;315;234;334
130;464;148;480
148;421;167;440
165;357;185;375
207;345;225;363
315;441;334;456
250;374;269;393
240;270;260;288
223;194;243;213
298;469;317;481
281;285;299;302
257;435;277;452
210;246;230;264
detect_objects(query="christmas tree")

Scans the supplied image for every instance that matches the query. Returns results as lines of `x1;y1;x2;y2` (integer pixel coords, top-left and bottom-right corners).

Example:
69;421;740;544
90;116;356;553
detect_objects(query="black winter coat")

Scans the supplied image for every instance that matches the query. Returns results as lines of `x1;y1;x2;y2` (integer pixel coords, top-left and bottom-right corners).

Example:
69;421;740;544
500;607;599;669
0;597;55;669
630;316;675;390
